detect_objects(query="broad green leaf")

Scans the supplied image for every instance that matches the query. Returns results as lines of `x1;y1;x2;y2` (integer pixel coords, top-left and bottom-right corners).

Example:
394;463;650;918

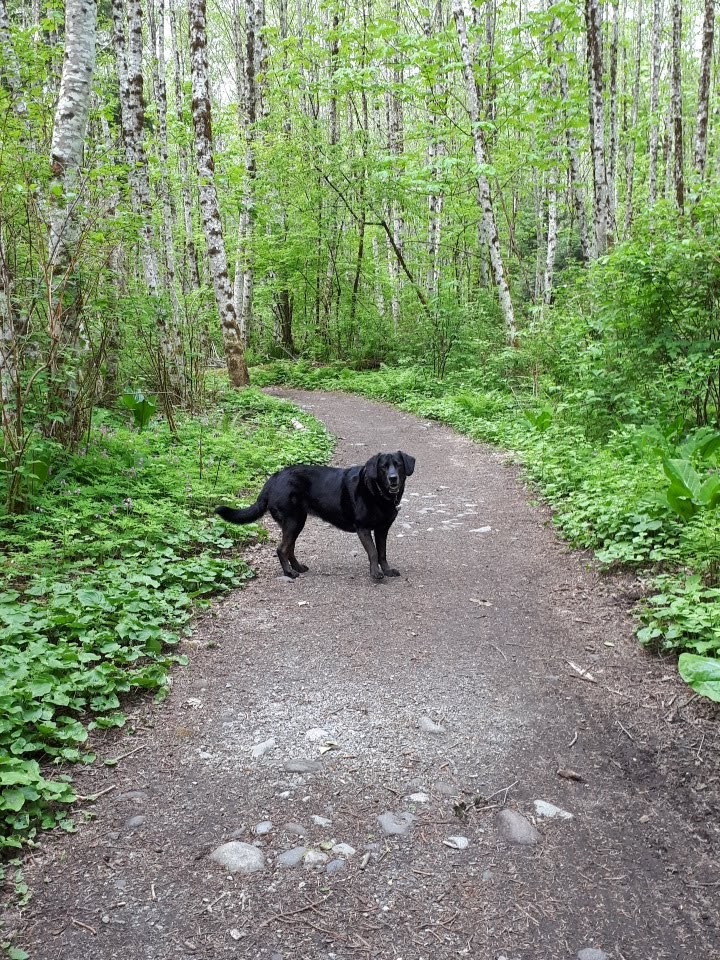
678;653;720;702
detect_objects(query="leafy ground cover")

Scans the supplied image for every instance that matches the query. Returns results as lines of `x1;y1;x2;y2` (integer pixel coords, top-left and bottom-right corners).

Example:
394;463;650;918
252;360;720;701
0;389;332;852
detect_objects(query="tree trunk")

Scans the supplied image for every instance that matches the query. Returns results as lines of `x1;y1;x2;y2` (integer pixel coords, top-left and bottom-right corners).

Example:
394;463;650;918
0;0;27;116
189;0;249;386
558;54;590;261
169;0;201;291
452;0;516;343
648;0;663;205
585;0;611;256
694;0;715;185
607;0;619;220
623;5;642;235
671;0;684;214
47;0;97;441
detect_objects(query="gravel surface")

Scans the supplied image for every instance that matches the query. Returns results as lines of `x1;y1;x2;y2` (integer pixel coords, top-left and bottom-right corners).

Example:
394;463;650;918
4;389;720;959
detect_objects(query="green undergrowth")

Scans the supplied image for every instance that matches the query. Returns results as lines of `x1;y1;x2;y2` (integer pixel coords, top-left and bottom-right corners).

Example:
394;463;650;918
0;389;332;851
253;360;720;700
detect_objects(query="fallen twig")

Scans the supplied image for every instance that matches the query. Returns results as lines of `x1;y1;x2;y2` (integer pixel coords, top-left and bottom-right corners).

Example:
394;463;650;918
616;719;635;742
105;743;146;765
567;731;578;748
71;919;97;936
75;784;116;803
566;659;597;684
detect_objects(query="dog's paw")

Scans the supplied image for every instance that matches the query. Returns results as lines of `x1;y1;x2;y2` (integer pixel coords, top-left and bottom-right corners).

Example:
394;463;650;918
294;563;309;573
371;569;385;581
383;568;400;577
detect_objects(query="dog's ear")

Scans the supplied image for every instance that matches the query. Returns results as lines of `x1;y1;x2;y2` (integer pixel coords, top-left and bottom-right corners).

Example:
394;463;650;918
365;453;381;483
398;451;415;477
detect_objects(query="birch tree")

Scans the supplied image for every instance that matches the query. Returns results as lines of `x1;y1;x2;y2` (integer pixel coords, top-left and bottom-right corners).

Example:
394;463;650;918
452;0;516;343
584;0;612;256
648;0;663;205
671;0;684;213
189;0;249;386
694;0;715;185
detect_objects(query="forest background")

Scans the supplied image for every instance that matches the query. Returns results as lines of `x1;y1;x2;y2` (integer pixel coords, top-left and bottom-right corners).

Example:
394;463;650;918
1;0;720;853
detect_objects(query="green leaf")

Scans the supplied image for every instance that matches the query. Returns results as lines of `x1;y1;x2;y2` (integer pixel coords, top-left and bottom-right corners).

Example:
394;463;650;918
678;653;720;702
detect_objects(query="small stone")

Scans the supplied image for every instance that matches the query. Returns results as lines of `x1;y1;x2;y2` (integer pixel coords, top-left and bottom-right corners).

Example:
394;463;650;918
305;728;330;742
443;835;469;850
419;716;445;735
482;868;493;883
378;812;415;836
577;950;608;960
108;831;120;841
284;759;322;773
496;809;541;846
326;859;346;875
406;792;430;803
283;822;306;837
433;781;458;797
125;815;145;830
303;850;329;868
311;815;332;828
251;738;276;760
209;841;265;874
229;929;242;941
255;821;273;835
534;800;573;820
277;846;307;868
332;842;355;857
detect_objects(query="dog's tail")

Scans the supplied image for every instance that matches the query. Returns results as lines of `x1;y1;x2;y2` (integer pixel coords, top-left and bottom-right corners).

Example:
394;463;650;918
215;487;269;526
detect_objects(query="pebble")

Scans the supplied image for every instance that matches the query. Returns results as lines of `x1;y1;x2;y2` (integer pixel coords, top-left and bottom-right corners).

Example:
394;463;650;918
283;822;306;837
332;842;355;857
577;951;608;960
277;846;307;868
406;792;430;803
255;821;273;835
125;815;146;830
284;759;322;773
443;835;469;850
418;716;445;735
209;841;265;874
229;929;242;941
303;850;329;868
482;868;494;883
311;815;332;828
433;781;458;797
326;859;346;875
496;809;541;846
534;800;573;820
251;738;276;760
305;728;330;742
378;812;415;836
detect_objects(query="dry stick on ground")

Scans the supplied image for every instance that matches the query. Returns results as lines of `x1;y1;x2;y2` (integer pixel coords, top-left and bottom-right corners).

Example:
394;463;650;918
74;784;116;802
261;895;333;928
105;743;146;764
71;918;97;935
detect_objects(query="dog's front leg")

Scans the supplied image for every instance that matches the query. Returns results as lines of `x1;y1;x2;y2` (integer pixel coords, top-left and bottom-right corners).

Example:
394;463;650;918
357;528;384;580
374;524;399;576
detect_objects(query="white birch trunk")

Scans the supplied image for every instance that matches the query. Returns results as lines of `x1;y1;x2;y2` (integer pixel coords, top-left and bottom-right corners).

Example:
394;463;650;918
693;0;715;184
169;0;200;290
623;6;642;236
0;230;16;431
48;0;97;367
452;0;516;343
648;0;663;205
671;0;684;213
0;0;27;116
189;0;249;386
608;0;619;220
585;0;611;256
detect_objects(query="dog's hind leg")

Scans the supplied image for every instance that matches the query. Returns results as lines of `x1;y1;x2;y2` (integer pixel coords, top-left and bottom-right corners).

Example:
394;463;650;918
277;513;307;577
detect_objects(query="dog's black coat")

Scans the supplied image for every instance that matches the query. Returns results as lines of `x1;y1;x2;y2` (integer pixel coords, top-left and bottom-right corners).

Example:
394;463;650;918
216;451;415;580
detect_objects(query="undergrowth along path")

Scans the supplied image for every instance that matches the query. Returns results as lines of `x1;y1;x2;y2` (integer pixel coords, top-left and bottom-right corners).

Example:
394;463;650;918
6;389;719;960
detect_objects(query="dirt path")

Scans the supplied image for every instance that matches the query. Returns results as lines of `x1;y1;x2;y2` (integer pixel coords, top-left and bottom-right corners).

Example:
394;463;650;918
7;390;720;960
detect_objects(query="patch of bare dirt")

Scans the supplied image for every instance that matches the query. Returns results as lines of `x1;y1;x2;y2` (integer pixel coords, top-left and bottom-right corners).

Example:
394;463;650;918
3;389;719;960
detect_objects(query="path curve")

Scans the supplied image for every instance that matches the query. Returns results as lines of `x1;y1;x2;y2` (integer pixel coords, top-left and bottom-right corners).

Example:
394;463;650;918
9;390;719;959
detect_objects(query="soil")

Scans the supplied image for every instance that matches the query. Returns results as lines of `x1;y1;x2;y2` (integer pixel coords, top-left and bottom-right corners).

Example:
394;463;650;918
3;389;720;960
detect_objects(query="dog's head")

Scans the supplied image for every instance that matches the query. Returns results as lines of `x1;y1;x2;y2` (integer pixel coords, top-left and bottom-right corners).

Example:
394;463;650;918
365;451;415;502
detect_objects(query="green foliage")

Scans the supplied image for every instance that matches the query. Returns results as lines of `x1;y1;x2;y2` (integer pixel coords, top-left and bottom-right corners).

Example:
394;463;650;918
678;653;720;703
0;389;332;850
120;390;158;432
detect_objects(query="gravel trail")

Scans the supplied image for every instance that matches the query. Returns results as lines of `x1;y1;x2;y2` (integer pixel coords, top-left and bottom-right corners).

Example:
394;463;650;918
7;389;720;960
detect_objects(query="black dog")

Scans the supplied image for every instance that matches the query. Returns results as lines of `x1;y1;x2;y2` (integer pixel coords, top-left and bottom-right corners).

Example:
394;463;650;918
216;451;415;580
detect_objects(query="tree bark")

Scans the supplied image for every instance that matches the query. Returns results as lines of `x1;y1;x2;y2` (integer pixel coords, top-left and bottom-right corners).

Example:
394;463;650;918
623;5;642;236
608;0;620;220
558;54;590;262
452;0;516;343
585;0;612;256
671;0;684;214
648;0;663;205
189;0;249;386
694;0;715;185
